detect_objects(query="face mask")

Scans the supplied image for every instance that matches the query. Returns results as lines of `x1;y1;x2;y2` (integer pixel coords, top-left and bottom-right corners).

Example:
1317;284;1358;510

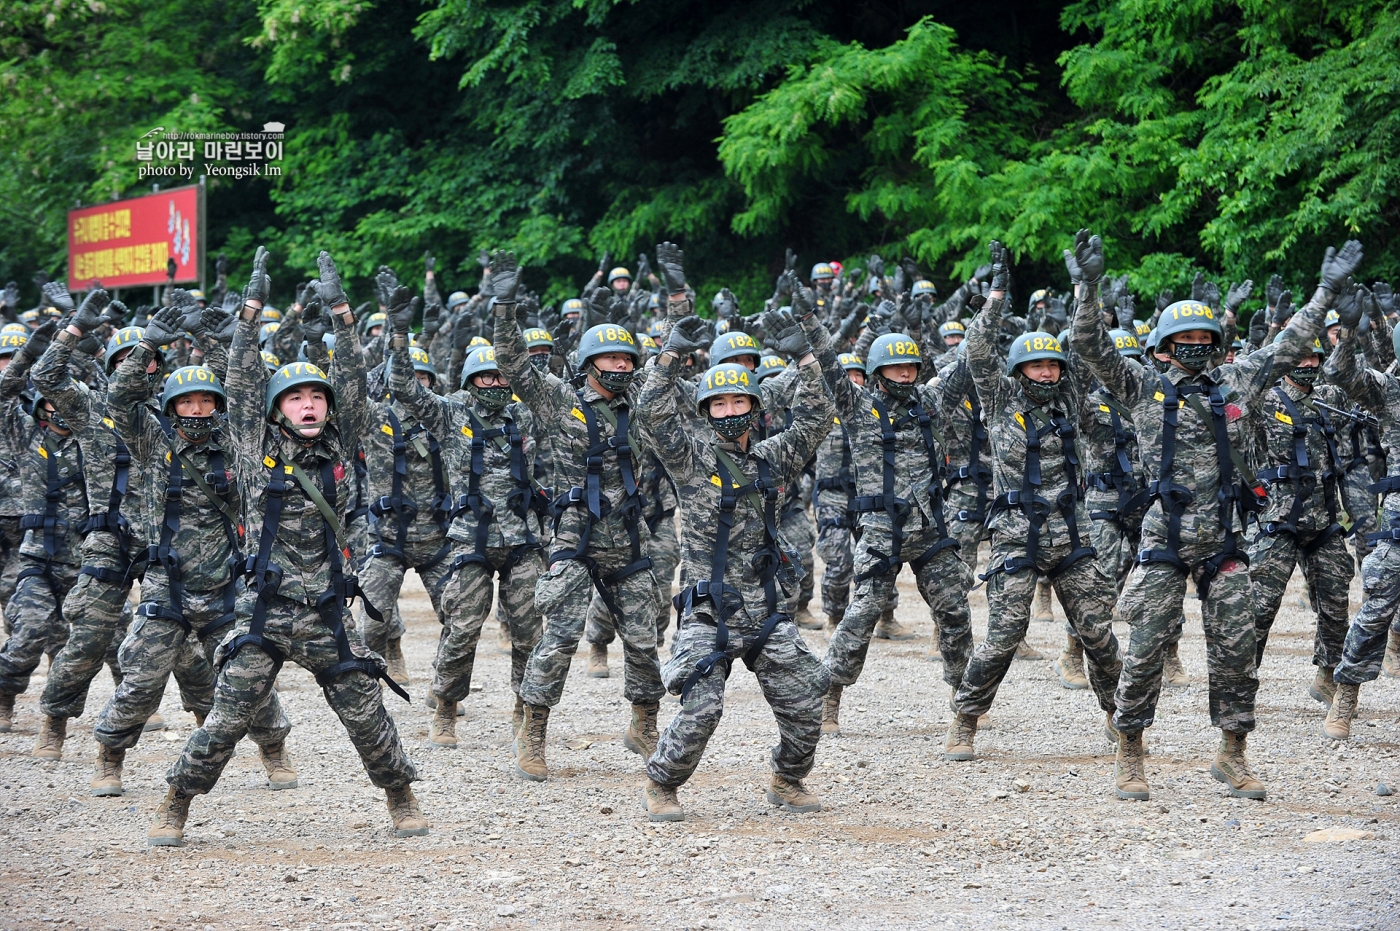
1171;341;1215;372
1290;365;1320;386
1016;373;1060;406
147;367;162;389
175;414;214;441
529;354;550;370
43;409;68;432
709;410;757;441
471;385;512;411
1151;355;1171;372
876;373;917;402
592;365;634;394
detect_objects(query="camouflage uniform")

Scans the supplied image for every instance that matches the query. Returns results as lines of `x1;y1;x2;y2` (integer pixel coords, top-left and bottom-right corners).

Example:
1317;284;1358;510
385;339;544;702
639;352;832;788
494;313;665;710
166;311;417;796
94;341;290;751
812;418;855;620
1247;378;1353;668
953;303;1122;717
1073;286;1329;734
935;352;993;574
587;457;679;648
0;396;25;619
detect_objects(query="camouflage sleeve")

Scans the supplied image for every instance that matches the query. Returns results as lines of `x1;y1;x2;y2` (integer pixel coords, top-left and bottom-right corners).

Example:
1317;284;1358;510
754;361;835;488
195;334;229;381
493;303;569;424
330;313;369;450
964;297;1013;415
386;337;454;439
760;361;802;410
108;343;164;463
934;351;970;420
0;347;32;401
810;317;862;423
305;339;331;372
1367;315;1395;370
1071;283;1144;406
271;320;302;365
1324;326;1387;414
1229;288;1328;403
635;352;701;486
32;330;95;432
225;314;270;464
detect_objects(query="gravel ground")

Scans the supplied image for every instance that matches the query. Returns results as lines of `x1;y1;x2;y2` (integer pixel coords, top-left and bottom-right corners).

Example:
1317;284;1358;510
1;552;1397;931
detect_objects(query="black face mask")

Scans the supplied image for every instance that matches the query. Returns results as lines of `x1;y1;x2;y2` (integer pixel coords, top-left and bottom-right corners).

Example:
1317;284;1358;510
1016;373;1061;406
876;373;917;402
42;409;68;432
1171;341;1215;372
529;354;550;370
471;385;512;411
709;410;758;441
592;366;635;394
175;414;214;441
1289;365;1320;386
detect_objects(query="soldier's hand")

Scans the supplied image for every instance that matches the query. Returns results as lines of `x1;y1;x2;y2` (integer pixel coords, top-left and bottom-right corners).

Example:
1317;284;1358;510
1116;292;1136;331
1225;279;1253;313
1070;229;1104;285
1156;289;1174;314
988;240;1010;292
103;300;128;329
387;286;417;335
790;283;815;319
1320;241;1364;294
1248;306;1268;345
143;305;185;348
656;242;686;294
374;265;399;307
1332;283;1361;328
1202;280;1220;311
767;308;812;357
664;315;712;355
245;246;271;304
1191;271;1206;302
490;251;519;304
42;281;74;314
1372;281;1396;319
1;281;19;313
422;299;442;337
1265;274;1284;309
1274;289;1294;326
71;287;111;333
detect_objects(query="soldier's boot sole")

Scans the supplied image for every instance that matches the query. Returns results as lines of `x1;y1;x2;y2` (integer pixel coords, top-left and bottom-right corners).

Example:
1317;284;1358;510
91;784;124;798
143;712;166;732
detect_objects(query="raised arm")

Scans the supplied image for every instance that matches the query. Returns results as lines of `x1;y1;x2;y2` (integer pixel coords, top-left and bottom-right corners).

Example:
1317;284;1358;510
385;323;454;439
636;346;702;487
33;329;97;432
489;251;569;421
1324;323;1387;415
1065;232;1143;405
226;247;275;461
754;358;834;487
964;295;1014;414
108;343;166;463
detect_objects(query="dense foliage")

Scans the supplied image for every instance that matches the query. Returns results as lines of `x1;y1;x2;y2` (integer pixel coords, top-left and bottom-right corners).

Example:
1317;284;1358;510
1;0;1393;312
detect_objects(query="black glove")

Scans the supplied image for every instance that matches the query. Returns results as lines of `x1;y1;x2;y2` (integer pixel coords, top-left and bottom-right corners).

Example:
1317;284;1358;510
587;286;612;327
1372;281;1395;319
215;253;228;277
1224;280;1253;313
790;284;815;319
76;332;102;356
388;287;416;334
1156;289;1174;314
636;252;653;282
1116;293;1136;331
197;304;230;339
664;316;711;355
766;308;812;357
143;305;184;348
868;254;886;280
297;280;319;311
597;251;611;275
1274;289;1294;326
1190;272;1205;302
103;300;128;328
1;281;19;313
490;251;519;303
1248;307;1268;345
988;240;1010;292
302;305;331;345
1202;280;1220;311
1062;229;1102;286
656;242;686;294
374;266;400;307
245;246;271;304
1321;242;1364;293
1333;282;1362;328
422;300;442;337
452;317;474;351
967;293;987;313
42;281;74;314
477;248;491;270
71;288;111;333
838;307;867;341
24;319;56;361
1265;274;1284;309
424;250;436;274
715;287;738;320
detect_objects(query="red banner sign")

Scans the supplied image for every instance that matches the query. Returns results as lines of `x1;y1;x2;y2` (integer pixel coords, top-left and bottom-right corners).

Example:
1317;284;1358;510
67;184;204;291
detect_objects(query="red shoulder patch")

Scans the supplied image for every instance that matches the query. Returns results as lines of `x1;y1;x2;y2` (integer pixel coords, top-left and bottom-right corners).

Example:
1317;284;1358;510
1225;403;1243;422
333;462;346;482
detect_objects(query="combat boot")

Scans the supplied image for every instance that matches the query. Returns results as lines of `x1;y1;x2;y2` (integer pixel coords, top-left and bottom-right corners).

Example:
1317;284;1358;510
143;711;166;731
1308;665;1336;707
91;745;125;797
511;694;525;734
1014;637;1045;661
623;701;660;758
825;608;843;631
0;693;12;732
767;775;822;813
873;610;914;641
1210;730;1266;800
430;699;459;748
384;637;410;686
1034;579;1055;622
1114;731;1149;800
944;712;978;761
1323;682;1359;740
32;715;67;760
386;786;429;837
1054;635;1089;689
147;786;194;846
587;643;610;678
644;779;684;822
1383;631;1400;678
793;604;823;630
1162;641;1189;687
259;741;299;789
514;703;550;781
821;685;842;737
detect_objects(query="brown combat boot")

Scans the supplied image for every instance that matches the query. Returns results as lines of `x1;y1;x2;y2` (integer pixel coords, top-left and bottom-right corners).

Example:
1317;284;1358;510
1210;730;1266;800
259;741;299;789
793;604;823;630
767;774;822;813
0;693;13;732
873;610;914;641
91;745;125;797
430;698;459;748
384;638;410;686
1054;635;1089;689
1162;641;1189;687
194;711;207;728
514;704;550;781
143;711;166;731
825;609;843;632
1383;631;1400;678
1014;637;1045;661
1034;579;1055;622
386;786;429;837
1114;731;1150;801
587;643;610;678
32;715;67;760
944;712;978;762
623;701;660;758
511;694;525;734
147;786;194;846
644;779;684;822
1308;665;1336;707
1323;682;1359;740
821;685;842;737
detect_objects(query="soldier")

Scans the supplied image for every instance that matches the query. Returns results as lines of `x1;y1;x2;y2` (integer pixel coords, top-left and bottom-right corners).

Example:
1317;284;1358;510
946;242;1123;762
0;332;28;620
93;308;294;796
491;249;664;781
384;330;545;747
1071;229;1356;801
149;248;425;846
812;352;863;630
637;308;833;821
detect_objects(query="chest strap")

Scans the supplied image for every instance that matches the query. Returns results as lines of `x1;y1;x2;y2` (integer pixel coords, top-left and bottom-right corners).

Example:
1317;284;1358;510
946;384;993;523
368;409;453;567
1256;387;1343;554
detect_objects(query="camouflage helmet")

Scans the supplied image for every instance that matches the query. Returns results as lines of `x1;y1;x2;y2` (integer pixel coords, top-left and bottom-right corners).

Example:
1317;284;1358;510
460;345;501;388
105;326;146;373
695;363;761;414
265;361;335;420
709;331;762;366
576;323;639;367
864;333;922;375
1156;300;1223;345
160;365;226;414
1108;328;1143;358
1005;331;1066;376
0;332;26;358
756;353;788;382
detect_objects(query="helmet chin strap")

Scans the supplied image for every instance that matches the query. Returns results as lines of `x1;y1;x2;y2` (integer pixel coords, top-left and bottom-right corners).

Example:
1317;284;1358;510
275;410;330;445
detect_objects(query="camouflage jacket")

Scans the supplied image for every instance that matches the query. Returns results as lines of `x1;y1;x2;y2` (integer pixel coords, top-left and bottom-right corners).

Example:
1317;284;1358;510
1324;325;1400;520
1252;378;1351;533
109;343;243;592
812;415;853;513
1074;283;1329;546
934;349;993;504
360;384;453;550
1081;381;1145;519
386;339;540;550
226;311;368;605
639;351;832;621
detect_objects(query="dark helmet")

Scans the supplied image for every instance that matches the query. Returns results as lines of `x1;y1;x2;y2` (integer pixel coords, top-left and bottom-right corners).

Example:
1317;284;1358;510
1004;331;1066;376
577;324;640;368
755;354;787;382
562;298;585;318
695;363;761;415
460;345;501;388
838;352;865;372
1134;319;1151;338
0;332;27;359
810;262;835;281
607;266;632;286
409;346;437;384
522;328;554;350
447;290;470;311
1157;300;1224;345
265;361;335;420
160;365;226;414
864;333;922;375
911;280;936;298
260;350;280;371
938;320;966;342
105;326;146;373
709;331;761;366
1108;328;1143;358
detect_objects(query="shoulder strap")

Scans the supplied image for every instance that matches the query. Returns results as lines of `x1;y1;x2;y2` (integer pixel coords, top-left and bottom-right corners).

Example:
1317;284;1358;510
285;460;350;558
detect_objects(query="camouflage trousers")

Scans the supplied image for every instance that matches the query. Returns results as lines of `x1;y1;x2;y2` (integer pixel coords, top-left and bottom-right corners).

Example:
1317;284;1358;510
39;563;137;719
353;513;404;643
813;499;853;619
0;559;81;696
1336;536;1400;684
521;548;664;708
780;504;815;613
0;516;22;629
955;538;1121;716
168;589;417;795
1071;512;1175;649
355;537;456;656
648;609;828;788
826;520;972;689
1248;527;1351;668
944;503;990;576
1340;466;1378;570
1113;529;1257;734
95;571;289;752
432;544;544;703
588;511;678;647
